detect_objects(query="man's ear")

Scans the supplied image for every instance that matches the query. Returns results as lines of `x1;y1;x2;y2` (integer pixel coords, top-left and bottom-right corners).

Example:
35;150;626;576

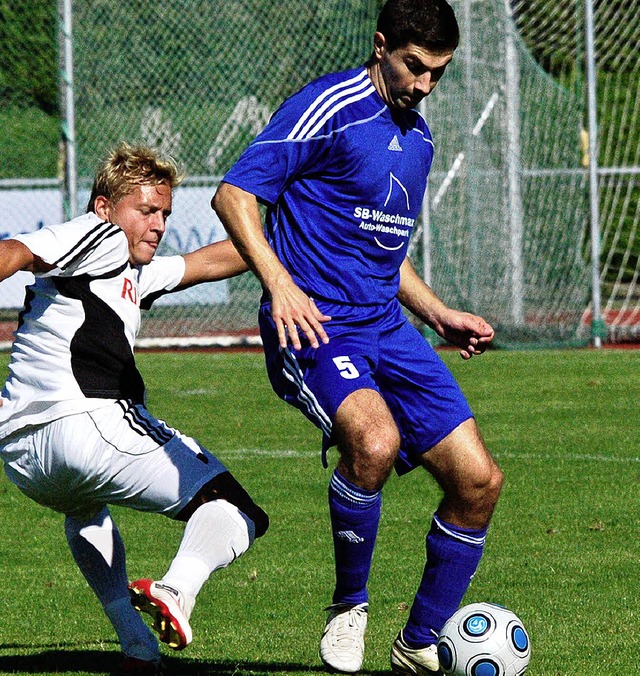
373;31;387;60
93;195;111;220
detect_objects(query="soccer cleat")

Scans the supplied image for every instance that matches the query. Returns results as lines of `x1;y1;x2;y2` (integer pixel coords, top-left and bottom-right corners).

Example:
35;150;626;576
390;631;440;675
129;579;193;650
319;602;368;673
115;656;165;675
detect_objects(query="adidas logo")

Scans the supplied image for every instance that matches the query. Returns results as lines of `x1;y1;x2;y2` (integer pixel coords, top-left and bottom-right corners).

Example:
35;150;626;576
388;135;403;152
336;530;365;544
155;582;180;597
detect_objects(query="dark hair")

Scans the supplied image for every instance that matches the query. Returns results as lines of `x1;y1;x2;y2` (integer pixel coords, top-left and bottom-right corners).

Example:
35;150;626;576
376;0;459;53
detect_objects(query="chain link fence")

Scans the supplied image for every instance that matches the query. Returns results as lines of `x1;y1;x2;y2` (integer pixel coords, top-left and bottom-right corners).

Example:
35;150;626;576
69;0;380;342
1;0;638;346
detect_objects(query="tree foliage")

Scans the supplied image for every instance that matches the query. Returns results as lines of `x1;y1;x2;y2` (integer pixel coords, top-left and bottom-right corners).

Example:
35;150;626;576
0;0;58;113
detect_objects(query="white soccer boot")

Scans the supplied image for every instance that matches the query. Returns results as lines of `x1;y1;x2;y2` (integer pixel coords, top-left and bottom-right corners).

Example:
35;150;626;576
390;631;440;675
128;579;193;650
319;602;368;673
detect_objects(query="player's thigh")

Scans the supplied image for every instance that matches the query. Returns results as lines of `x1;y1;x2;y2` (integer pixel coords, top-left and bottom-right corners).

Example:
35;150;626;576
260;305;380;437
420;417;499;492
419;418;503;527
333;387;401;486
2;405;229;520
87;402;229;518
1;412;116;518
378;319;474;474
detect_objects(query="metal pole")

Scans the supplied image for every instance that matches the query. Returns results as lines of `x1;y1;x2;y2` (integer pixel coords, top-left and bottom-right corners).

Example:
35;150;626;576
504;0;524;326
419;100;432;288
418;98;437;345
584;0;604;347
59;0;78;219
461;0;479;311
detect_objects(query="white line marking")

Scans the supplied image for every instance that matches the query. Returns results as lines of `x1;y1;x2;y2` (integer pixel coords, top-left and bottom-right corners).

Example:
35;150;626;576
495;451;640;464
217;449;640;464
220;448;317;459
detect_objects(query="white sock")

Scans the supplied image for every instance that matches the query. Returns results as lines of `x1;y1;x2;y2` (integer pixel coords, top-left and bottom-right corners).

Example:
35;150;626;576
65;507;159;660
162;499;250;615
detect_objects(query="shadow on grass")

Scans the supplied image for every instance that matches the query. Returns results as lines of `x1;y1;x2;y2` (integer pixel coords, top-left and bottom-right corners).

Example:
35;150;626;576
0;648;389;675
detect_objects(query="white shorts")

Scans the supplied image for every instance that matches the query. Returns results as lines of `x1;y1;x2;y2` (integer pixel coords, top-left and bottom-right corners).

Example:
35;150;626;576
0;400;228;520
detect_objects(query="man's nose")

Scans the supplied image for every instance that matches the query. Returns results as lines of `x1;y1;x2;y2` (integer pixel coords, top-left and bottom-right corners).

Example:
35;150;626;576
415;72;434;95
151;212;166;232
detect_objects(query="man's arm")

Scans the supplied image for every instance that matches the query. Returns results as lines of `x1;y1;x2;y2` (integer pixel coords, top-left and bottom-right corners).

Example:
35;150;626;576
177;239;249;290
0;239;53;280
398;257;494;359
211;182;330;349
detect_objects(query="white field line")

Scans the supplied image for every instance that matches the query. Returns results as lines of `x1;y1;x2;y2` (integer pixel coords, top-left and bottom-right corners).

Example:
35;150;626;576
221;448;317;459
219;448;640;464
495;451;640;464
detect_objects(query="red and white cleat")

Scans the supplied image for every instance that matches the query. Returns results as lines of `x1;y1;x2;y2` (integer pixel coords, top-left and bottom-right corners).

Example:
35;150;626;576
128;579;192;650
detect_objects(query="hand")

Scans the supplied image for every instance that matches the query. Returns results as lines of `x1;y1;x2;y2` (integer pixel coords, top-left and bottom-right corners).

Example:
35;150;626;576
434;309;494;360
270;277;331;350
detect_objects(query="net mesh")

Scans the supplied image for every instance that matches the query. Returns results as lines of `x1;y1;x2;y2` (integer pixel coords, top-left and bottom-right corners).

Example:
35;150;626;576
0;0;639;346
511;0;640;343
71;0;379;342
414;0;591;347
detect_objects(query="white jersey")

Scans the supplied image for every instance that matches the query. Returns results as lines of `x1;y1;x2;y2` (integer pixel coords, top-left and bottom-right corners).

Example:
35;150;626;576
0;212;185;440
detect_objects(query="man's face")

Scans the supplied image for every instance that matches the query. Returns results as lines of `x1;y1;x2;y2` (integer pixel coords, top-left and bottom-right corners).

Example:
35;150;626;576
374;33;454;110
95;183;172;265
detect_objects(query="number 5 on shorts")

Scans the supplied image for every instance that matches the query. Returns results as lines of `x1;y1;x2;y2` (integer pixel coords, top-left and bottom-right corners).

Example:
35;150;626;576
332;356;360;380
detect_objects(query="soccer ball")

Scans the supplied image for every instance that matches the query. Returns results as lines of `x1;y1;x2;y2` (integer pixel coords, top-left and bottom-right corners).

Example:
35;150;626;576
437;602;531;676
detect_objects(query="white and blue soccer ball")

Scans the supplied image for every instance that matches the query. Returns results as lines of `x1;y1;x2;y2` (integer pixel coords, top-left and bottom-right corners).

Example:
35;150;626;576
437;602;531;676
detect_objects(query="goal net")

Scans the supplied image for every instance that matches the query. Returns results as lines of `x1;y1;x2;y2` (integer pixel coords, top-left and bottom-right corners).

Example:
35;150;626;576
67;0;379;347
510;0;640;344
1;0;638;347
418;0;592;348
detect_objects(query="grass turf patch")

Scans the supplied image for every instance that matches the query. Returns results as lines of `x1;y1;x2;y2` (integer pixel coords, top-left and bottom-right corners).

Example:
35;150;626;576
0;348;638;674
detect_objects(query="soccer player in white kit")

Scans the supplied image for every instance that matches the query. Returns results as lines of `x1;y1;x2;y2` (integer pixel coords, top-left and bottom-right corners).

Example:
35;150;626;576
0;143;268;674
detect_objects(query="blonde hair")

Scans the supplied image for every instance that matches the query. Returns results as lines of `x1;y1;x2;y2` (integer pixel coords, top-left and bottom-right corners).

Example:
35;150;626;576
87;142;184;213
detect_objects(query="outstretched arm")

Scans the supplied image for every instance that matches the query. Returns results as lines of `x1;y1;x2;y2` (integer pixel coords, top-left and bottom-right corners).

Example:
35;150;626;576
398;257;494;359
211;182;330;349
178;239;249;289
0;239;53;281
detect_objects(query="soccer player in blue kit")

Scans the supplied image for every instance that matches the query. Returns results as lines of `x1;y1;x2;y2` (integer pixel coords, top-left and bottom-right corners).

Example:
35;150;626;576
213;0;503;673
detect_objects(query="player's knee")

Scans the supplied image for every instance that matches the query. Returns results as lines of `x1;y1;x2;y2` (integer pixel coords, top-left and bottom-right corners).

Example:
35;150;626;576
64;505;112;538
340;434;399;491
177;472;269;539
343;418;399;464
488;463;504;502
245;502;269;539
370;424;401;458
459;460;504;513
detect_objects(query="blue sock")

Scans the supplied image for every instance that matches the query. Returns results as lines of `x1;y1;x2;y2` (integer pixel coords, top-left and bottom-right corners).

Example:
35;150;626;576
402;514;487;648
328;469;382;605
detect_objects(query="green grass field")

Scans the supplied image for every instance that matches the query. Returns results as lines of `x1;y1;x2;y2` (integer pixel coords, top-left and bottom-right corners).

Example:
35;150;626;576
0;348;639;675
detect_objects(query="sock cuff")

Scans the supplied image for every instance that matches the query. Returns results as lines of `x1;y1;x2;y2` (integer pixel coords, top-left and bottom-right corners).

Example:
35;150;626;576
330;470;381;508
64;505;112;539
213;499;254;544
432;514;488;547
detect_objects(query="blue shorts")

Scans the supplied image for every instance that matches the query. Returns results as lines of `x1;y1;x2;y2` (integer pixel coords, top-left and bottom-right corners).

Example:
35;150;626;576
259;299;473;475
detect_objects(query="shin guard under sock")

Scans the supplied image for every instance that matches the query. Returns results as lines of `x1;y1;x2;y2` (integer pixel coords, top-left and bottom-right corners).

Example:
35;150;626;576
329;469;382;605
402;514;487;647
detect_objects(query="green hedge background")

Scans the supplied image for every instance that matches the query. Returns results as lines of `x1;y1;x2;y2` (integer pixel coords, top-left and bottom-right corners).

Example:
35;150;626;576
1;0;637;285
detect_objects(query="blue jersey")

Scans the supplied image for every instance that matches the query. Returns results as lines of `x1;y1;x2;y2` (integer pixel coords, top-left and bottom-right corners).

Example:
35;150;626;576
222;66;434;306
